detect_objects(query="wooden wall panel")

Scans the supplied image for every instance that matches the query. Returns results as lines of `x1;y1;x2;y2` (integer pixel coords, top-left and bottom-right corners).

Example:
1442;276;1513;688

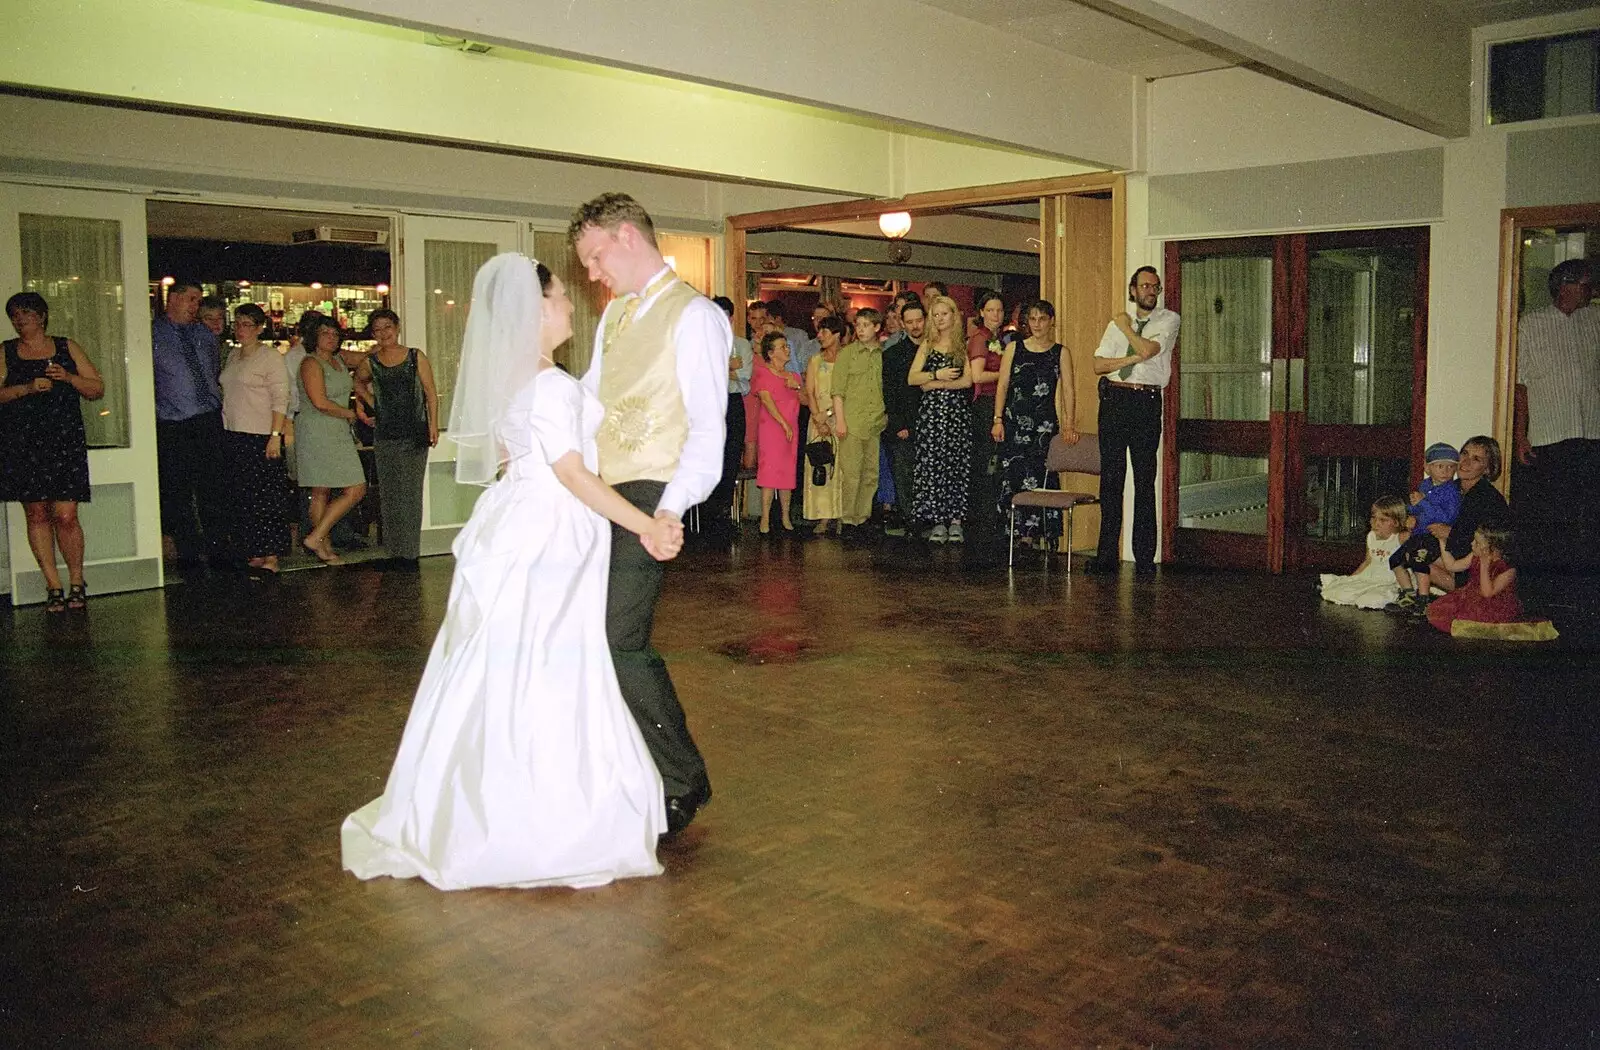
1057;194;1113;551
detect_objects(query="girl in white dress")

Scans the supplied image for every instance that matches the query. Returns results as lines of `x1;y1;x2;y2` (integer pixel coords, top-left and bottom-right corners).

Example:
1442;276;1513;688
1319;496;1408;610
341;254;680;890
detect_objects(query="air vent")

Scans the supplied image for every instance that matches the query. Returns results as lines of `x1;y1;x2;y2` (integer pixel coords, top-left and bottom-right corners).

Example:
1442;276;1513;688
291;226;389;247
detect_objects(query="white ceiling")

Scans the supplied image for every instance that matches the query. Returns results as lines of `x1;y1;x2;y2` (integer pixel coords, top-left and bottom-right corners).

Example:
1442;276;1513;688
911;0;1599;80
1436;0;1600;26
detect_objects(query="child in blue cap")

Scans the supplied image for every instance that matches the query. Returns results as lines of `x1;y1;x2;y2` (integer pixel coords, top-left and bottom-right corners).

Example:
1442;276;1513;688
1386;441;1461;611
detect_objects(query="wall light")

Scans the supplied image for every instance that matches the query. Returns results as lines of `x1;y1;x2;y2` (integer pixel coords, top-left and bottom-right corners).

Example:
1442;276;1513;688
310;281;323;290
160;276;175;287
376;283;390;295
877;212;912;240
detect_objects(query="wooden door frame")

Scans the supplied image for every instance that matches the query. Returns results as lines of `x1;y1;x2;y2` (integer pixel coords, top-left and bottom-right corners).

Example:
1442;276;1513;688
1495;201;1600;501
724;172;1125;337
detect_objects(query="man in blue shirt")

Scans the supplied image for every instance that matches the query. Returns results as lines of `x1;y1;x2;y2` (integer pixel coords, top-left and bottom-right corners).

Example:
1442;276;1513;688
703;295;753;536
152;279;226;566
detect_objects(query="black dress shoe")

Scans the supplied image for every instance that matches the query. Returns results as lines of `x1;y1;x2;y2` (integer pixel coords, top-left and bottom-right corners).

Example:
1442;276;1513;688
663;783;711;838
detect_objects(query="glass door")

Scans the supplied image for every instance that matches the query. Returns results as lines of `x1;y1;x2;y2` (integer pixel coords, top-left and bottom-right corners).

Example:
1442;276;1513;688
1164;237;1282;569
395;214;520;555
0;185;160;604
1298;229;1426;569
1164;228;1429;573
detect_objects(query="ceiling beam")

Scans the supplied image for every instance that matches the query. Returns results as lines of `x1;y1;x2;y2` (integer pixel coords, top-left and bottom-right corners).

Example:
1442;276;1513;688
1087;0;1471;137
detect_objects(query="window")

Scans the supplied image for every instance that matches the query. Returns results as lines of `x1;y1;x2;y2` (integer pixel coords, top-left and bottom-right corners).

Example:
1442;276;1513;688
1488;29;1600;124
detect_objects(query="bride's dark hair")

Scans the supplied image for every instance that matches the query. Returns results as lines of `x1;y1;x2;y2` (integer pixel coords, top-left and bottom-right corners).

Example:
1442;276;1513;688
537;261;553;294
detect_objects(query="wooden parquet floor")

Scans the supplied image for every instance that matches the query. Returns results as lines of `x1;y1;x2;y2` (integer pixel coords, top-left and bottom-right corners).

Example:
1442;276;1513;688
1;534;1596;1049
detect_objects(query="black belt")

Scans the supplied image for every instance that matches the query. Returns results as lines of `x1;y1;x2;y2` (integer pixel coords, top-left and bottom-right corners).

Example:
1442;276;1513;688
1099;377;1161;394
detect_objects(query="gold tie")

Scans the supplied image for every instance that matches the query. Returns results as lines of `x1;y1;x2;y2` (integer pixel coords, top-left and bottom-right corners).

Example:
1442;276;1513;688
606;272;676;352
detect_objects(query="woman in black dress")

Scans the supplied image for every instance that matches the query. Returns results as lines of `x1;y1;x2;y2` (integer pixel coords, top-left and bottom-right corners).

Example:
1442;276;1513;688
0;292;104;611
908;295;973;543
1428;436;1511;597
355;309;438;569
991;300;1077;546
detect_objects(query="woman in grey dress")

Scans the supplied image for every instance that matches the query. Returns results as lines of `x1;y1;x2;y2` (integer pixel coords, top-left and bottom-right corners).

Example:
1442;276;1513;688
296;316;368;564
355;309;437;568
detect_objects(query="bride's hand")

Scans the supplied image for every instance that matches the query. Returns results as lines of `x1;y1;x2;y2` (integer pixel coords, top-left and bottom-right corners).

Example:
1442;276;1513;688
642;514;684;561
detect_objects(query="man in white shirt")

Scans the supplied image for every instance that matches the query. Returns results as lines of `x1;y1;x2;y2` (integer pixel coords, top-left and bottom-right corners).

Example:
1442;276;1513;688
1084;266;1181;577
571;192;729;836
1514;259;1599;558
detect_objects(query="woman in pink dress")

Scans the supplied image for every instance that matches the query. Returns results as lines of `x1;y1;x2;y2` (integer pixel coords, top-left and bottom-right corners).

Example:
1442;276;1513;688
750;330;802;534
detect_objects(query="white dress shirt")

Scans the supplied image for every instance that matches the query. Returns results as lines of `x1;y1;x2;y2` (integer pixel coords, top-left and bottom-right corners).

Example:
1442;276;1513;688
582;266;732;516
1094;306;1181;387
1517;304;1600;446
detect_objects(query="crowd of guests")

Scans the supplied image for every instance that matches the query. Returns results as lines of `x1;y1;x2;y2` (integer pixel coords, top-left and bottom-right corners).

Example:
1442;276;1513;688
0;278;440;608
2;256;1582;643
717;286;1077;550
155;284;440;578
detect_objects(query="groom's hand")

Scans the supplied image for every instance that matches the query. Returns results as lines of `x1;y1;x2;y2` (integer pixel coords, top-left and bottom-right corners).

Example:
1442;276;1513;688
642;511;685;561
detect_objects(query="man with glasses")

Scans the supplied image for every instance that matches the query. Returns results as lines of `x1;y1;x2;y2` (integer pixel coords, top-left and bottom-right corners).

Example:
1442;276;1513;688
1084;266;1180;577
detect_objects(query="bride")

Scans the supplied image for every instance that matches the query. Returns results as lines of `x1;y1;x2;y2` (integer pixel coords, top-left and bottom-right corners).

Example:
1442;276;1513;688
341;253;678;890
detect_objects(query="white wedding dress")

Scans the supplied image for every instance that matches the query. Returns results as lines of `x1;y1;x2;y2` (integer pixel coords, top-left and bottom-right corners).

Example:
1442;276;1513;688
342;368;666;890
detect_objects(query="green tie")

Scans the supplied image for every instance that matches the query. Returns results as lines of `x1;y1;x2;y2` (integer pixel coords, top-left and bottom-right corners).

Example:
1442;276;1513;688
1118;316;1148;380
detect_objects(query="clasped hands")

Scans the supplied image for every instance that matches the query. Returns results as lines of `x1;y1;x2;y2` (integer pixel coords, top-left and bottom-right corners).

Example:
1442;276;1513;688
642;509;685;562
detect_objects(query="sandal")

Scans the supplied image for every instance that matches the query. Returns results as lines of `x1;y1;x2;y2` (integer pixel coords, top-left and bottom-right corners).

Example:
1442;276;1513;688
66;583;87;610
44;588;66;614
303;537;343;565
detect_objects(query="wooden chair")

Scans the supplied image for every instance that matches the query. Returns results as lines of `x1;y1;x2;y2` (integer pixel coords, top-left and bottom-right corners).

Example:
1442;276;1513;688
1007;432;1102;571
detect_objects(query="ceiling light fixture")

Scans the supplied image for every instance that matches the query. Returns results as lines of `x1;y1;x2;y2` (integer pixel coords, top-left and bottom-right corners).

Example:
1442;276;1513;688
878;212;912;239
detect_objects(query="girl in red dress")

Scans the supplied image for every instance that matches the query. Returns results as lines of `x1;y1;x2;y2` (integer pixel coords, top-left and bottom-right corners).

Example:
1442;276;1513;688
1427;522;1522;633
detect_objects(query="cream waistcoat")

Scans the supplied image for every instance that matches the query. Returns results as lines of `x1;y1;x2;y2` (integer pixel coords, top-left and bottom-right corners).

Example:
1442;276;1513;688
595;280;699;484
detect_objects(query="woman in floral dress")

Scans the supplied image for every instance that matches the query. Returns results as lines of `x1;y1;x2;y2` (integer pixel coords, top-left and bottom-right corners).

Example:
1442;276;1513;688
992;300;1076;546
908;296;973;543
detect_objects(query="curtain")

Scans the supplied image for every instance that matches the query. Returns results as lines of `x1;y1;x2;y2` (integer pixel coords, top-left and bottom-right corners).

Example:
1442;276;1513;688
19;213;128;447
534;231;607;378
818;275;844;315
1178;255;1272;486
423;238;499;429
657;234;712;296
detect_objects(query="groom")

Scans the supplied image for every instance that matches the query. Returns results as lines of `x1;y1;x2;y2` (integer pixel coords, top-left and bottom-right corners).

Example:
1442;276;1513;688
571;193;730;836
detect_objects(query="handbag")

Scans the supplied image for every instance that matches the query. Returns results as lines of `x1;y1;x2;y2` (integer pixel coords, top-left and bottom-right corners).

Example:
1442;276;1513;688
805;438;834;487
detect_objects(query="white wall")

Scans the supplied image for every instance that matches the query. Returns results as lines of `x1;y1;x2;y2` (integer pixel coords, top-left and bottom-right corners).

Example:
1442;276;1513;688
1148;68;1443;177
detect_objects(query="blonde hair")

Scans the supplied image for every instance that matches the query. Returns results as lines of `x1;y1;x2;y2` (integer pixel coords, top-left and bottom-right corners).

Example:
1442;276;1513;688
1371;496;1407;531
921;295;965;358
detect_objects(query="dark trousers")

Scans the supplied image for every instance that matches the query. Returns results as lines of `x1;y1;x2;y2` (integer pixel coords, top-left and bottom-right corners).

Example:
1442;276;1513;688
884;430;916;518
608;480;710;801
1095;379;1163;566
156;409;227;561
1388;531;1442;573
703;393;745;528
967;393;1000;535
1514;437;1600;570
794;405;812;519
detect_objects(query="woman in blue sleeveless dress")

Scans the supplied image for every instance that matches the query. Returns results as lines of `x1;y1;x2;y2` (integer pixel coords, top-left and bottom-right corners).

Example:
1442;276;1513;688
0;292;104;611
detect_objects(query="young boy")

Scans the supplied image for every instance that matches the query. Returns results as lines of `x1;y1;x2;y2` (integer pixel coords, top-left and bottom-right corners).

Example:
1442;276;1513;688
1387;442;1462;610
831;308;887;537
